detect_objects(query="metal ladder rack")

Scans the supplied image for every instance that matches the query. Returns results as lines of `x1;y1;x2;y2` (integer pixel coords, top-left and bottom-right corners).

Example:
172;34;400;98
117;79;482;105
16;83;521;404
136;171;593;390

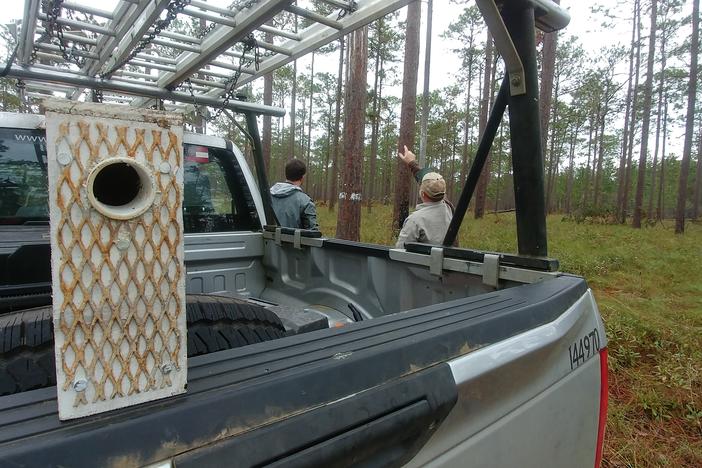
9;0;414;116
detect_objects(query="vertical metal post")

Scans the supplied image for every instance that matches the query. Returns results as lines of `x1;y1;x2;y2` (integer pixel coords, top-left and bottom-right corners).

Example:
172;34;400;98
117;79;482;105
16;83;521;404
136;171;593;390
442;76;509;247
502;0;548;256
241;108;279;226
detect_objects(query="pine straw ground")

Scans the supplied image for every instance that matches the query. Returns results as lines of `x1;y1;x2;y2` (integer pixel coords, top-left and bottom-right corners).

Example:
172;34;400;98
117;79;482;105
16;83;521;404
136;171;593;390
318;205;702;467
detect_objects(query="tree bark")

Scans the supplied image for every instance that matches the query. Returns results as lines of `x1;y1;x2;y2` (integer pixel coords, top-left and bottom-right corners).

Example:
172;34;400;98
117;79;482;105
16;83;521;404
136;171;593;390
328;38;345;210
367;21;384;213
545;74;560;212
617;0;638;221
594;103;607;210
622;0;642;223
675;0;699;233
262;29;274;175
648;26;665;217
419;0;433;168
474;31;494;219
565;126;577;214
459;51;475;199
494;123;504;212
693;125;702;218
582;110;595;209
323;98;332;202
289;57;298;161
306;52;315;168
336;27;368;241
392;1;421;232
656;98;667;220
633;0;657;228
539;0;560;171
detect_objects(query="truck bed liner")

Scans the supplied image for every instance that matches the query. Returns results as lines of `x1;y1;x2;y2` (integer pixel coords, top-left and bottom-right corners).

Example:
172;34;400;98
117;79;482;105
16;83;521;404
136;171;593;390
0;275;587;467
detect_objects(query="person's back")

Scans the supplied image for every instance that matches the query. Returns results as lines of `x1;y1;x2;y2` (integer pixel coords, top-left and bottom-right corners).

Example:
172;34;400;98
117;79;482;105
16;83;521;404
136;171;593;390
270;159;319;230
396;198;453;247
395;146;454;248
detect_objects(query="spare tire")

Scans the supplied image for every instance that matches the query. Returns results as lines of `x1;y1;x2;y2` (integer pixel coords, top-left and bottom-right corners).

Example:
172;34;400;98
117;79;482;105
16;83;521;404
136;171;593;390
0;295;286;396
0;307;54;396
186;294;286;357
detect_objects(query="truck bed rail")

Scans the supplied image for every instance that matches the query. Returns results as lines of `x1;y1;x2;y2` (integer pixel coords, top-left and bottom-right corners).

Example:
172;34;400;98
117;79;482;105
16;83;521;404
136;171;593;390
0;275;587;467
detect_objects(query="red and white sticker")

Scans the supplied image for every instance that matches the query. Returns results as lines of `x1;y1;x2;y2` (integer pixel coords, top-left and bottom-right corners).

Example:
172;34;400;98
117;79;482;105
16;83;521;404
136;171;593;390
191;151;209;163
186;146;210;163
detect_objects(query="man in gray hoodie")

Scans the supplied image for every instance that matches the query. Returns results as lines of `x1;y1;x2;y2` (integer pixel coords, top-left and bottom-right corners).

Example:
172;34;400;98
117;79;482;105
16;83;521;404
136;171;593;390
270;159;319;230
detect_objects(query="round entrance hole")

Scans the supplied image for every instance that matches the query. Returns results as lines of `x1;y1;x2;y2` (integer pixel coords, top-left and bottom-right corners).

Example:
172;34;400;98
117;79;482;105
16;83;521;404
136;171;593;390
87;158;155;220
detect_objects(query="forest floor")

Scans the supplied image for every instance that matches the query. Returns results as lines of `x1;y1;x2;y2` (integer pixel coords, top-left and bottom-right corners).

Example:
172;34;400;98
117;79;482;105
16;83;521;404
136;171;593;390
318;205;702;467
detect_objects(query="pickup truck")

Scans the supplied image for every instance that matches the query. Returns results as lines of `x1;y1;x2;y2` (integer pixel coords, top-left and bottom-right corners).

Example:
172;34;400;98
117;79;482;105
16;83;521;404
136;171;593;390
0;109;608;467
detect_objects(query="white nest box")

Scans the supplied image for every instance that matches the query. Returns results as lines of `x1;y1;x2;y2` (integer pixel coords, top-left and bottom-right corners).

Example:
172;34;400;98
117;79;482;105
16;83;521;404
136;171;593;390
44;101;186;420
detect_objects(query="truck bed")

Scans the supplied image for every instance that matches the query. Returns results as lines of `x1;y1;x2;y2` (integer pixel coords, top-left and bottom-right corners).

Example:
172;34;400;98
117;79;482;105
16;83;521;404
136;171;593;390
0;275;598;467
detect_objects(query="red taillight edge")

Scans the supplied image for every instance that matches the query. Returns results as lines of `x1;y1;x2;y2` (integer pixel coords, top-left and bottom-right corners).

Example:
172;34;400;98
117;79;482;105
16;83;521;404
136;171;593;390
594;348;609;468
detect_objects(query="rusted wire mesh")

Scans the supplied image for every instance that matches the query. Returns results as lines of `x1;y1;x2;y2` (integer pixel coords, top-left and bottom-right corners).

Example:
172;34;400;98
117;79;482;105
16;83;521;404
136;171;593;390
46;105;186;418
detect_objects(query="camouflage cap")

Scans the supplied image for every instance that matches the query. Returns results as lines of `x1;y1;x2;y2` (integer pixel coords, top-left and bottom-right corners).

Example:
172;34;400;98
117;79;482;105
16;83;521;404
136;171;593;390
420;172;446;200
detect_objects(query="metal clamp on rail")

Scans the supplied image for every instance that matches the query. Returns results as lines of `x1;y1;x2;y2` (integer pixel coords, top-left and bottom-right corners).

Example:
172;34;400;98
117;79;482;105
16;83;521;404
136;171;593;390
483;253;500;288
293;230;302;250
430;247;444;277
274;227;282;246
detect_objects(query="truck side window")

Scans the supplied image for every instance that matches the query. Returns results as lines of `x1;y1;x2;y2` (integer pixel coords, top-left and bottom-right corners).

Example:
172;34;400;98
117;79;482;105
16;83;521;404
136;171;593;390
0;131;259;232
183;144;259;233
0;128;49;224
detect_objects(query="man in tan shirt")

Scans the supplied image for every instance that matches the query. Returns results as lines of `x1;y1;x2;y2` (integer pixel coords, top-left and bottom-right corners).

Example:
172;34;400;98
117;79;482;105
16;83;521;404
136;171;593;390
395;146;454;248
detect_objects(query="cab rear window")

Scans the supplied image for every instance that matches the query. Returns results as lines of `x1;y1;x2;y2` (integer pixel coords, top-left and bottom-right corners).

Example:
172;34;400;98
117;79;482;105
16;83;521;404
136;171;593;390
0;128;259;232
0;128;49;224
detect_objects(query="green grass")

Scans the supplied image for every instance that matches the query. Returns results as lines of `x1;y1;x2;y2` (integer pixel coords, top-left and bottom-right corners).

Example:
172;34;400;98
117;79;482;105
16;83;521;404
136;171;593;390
319;205;702;467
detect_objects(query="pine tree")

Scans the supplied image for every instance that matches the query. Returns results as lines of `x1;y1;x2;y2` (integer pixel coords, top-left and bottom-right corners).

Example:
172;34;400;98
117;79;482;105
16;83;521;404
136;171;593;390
675;0;699;233
392;1;422;232
336;27;368;241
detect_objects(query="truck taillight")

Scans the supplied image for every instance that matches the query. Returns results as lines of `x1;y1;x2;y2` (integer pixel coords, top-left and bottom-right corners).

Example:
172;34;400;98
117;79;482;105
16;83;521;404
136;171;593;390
594;348;609;468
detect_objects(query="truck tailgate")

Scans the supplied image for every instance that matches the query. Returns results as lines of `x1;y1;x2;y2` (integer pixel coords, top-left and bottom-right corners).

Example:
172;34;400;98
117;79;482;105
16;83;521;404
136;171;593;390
0;275;593;467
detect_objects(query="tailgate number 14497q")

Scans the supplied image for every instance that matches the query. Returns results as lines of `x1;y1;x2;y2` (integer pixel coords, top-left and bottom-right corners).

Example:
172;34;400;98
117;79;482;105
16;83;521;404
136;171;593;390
569;328;601;370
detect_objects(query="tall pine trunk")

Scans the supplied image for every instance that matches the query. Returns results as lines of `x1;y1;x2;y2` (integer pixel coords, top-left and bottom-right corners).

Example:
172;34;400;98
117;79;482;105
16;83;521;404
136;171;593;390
594;103;606;210
494;124;505;212
336;27;368;241
323;99;332;202
328;38;345;210
675;0;699;233
306;52;315;169
262;28;274;175
539;0;560;173
648;27;666;217
582;111;596;209
693;126;702;218
623;1;642;223
392;1;421;232
565;126;577;213
290;58;298;160
474;31;493;219
617;0;639;221
657;98;668;220
419;0;433;169
367;21;384;213
545;75;560;212
633;0;657;228
459;51;475;200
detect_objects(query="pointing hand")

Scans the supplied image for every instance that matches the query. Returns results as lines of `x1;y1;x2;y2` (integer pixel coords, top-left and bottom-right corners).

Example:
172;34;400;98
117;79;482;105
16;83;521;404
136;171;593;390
397;145;416;165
